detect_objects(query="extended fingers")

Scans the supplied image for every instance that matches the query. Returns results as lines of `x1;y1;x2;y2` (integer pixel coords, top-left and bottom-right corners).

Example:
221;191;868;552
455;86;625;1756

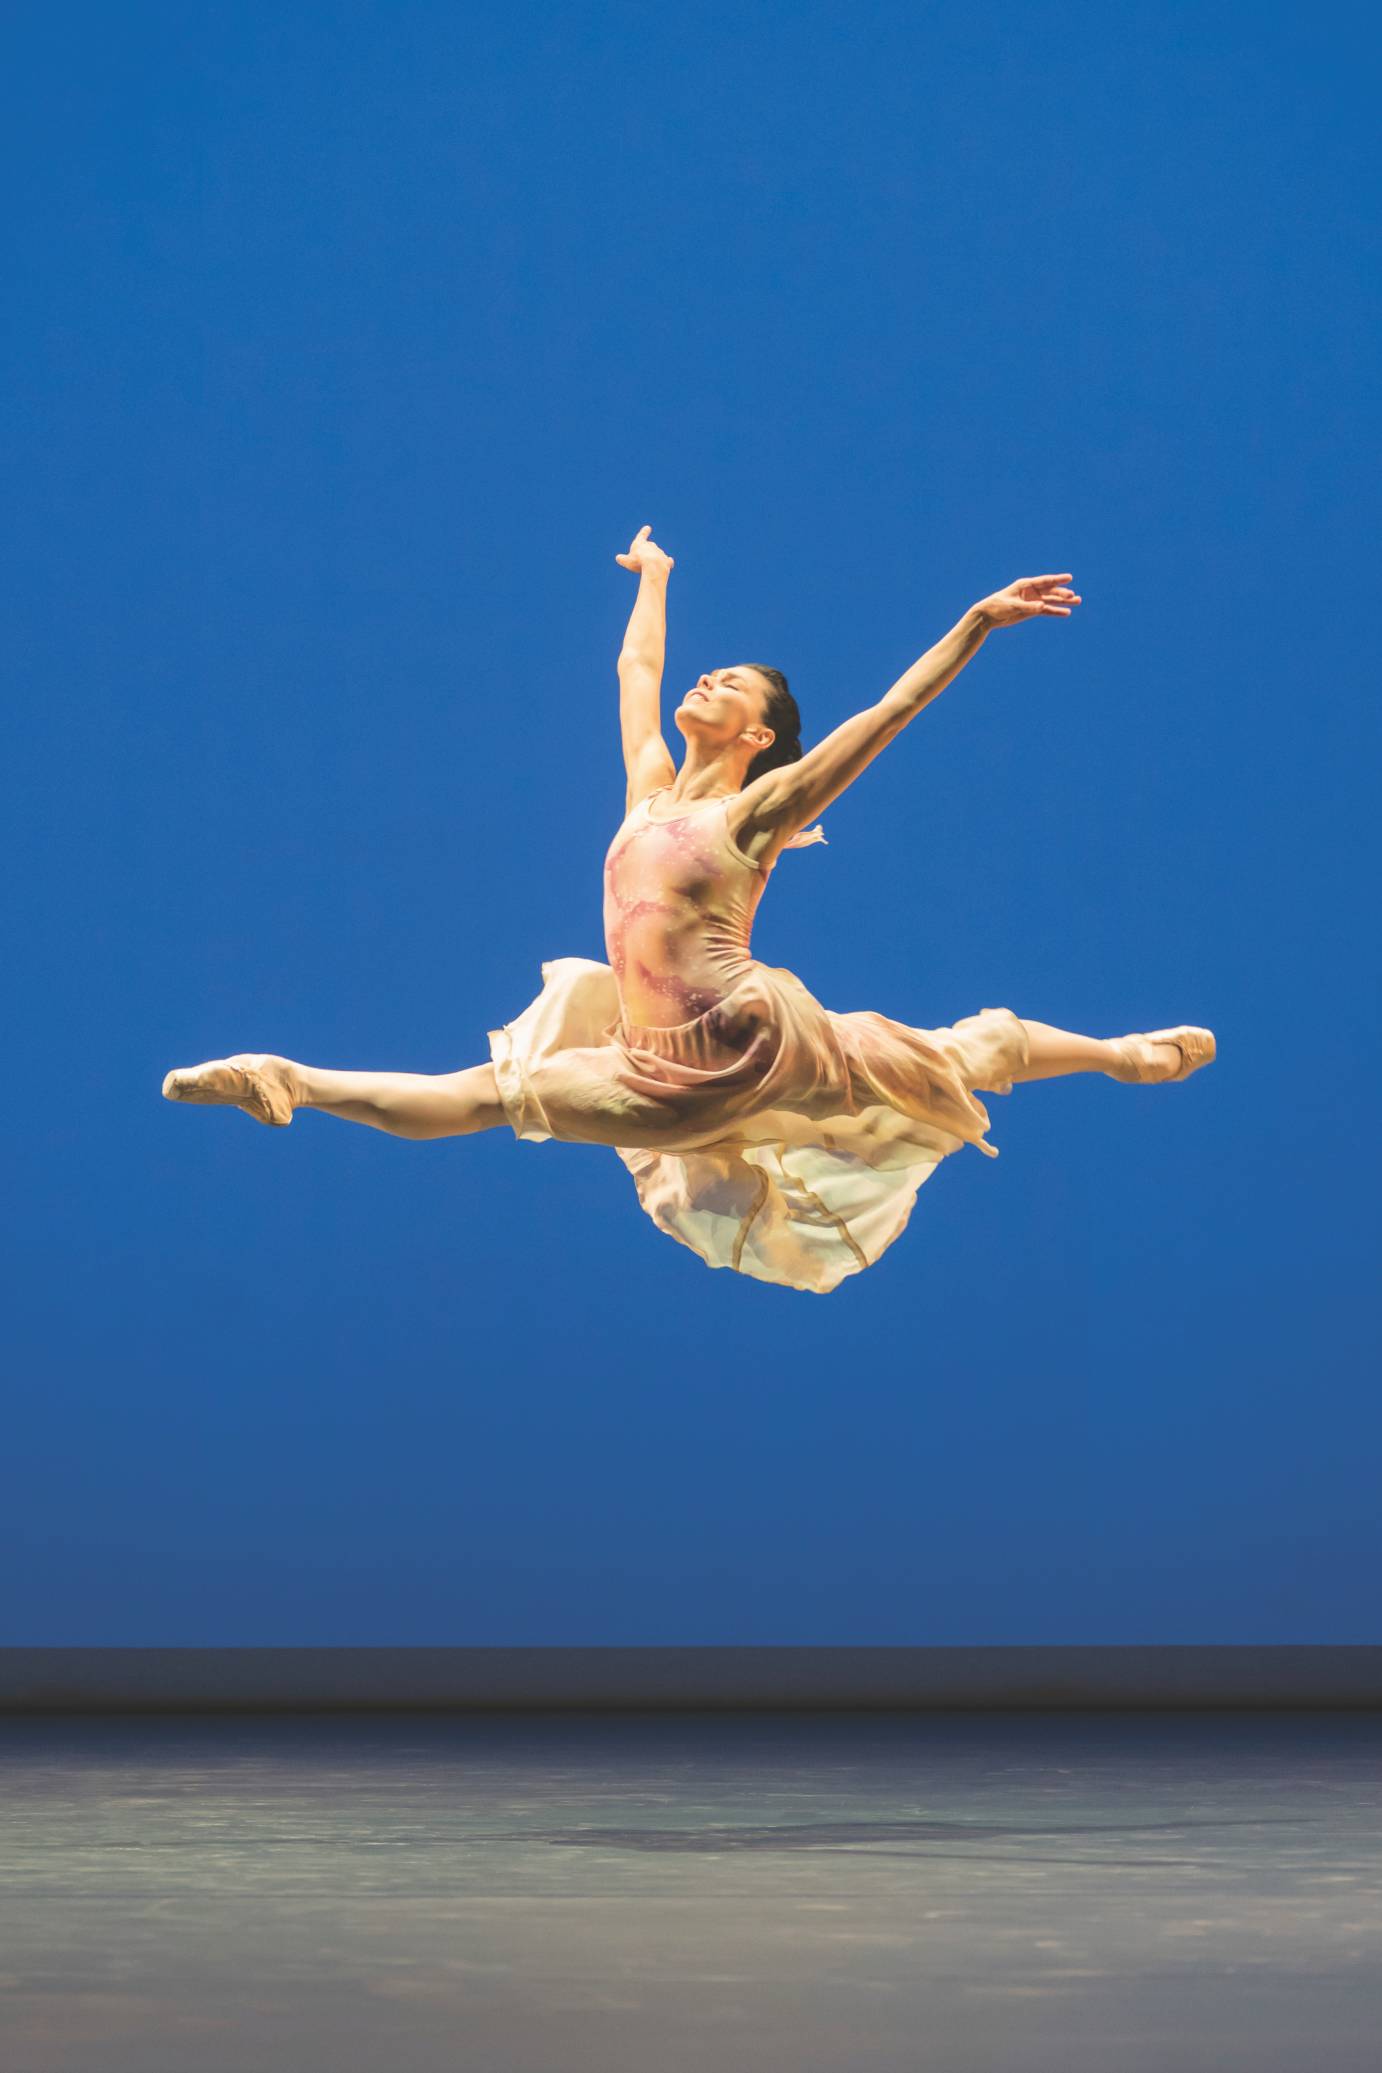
616;524;654;566
1015;573;1074;596
1023;578;1081;612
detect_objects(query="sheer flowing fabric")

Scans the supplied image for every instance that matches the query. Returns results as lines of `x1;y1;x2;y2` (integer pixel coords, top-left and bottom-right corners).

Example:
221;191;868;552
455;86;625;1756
489;952;1027;1294
486;788;1028;1292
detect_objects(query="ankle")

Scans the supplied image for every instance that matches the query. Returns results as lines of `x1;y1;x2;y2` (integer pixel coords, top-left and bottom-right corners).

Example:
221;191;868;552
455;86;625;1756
1102;1036;1137;1083
275;1057;311;1111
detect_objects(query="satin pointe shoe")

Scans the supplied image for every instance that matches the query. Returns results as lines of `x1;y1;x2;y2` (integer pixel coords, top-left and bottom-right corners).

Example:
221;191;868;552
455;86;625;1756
1110;1026;1217;1084
161;1053;296;1126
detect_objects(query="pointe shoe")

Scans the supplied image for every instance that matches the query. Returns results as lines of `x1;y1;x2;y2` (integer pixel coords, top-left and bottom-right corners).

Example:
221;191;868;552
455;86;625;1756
161;1053;295;1126
1111;1026;1217;1085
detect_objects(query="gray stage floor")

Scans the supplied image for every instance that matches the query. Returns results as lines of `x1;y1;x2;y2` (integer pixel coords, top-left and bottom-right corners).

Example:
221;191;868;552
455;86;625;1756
1;1710;1379;2071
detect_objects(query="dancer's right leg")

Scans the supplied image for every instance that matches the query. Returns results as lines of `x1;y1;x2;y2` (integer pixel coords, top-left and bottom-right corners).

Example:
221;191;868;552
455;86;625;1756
163;1053;506;1139
293;1060;506;1138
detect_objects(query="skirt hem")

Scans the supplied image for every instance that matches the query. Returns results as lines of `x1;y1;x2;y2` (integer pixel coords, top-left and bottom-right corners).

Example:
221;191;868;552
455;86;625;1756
487;956;1026;1291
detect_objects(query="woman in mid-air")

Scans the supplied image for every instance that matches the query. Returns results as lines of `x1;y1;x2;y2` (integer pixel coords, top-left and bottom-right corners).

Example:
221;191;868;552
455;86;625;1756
163;526;1215;1293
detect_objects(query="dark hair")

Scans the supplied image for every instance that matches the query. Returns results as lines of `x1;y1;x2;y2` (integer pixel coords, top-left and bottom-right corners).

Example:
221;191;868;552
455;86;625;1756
742;666;802;786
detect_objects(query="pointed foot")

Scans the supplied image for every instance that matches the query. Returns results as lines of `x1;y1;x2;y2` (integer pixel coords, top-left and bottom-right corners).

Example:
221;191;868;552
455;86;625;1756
161;1053;297;1125
1105;1026;1217;1085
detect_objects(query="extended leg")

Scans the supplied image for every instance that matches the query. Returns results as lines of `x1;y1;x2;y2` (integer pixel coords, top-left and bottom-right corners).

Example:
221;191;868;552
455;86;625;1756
163;1052;506;1138
292;1060;506;1138
1010;1019;1185;1084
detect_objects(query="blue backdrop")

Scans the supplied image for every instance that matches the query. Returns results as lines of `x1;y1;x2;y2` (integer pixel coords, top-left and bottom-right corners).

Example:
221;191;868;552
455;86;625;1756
5;0;1377;1642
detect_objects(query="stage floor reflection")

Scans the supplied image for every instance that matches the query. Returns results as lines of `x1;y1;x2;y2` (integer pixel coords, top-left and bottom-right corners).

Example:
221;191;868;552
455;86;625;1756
2;1709;1379;2070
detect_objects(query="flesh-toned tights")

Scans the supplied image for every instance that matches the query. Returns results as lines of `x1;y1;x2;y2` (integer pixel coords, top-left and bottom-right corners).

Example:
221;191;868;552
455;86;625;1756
269;1021;1168;1141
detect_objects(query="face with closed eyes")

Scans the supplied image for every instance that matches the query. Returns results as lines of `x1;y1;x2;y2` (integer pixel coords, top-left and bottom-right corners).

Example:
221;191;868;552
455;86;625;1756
675;665;775;758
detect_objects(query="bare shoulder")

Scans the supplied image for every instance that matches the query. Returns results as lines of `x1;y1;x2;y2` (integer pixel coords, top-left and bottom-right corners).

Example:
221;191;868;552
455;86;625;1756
623;735;677;814
724;775;794;872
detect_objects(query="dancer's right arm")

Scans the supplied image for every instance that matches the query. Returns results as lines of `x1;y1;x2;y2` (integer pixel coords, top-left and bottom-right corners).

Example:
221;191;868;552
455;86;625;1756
615;526;677;811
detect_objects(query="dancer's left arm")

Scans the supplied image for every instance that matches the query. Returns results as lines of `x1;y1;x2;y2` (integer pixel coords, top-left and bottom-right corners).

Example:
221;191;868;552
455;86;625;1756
738;575;1080;849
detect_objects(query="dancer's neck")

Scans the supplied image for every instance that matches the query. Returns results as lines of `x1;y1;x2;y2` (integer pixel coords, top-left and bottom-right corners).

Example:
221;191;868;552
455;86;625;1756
665;745;750;806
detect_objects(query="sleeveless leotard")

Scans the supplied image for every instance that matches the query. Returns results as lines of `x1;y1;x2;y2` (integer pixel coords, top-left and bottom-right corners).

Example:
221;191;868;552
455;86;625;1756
602;788;768;1030
487;787;1031;1292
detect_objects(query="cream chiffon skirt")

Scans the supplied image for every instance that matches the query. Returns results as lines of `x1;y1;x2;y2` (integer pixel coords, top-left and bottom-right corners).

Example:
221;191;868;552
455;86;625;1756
487;956;1029;1295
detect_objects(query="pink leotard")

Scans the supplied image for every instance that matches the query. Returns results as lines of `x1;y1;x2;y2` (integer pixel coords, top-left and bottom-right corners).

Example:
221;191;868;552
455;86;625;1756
489;785;1027;1290
602;788;767;1030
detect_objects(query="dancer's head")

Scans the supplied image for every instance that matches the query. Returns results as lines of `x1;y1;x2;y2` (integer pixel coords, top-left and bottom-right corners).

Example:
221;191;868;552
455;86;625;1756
674;665;802;786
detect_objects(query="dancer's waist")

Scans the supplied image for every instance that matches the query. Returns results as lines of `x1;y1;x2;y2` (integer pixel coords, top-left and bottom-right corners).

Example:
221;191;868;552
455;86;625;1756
608;938;757;1034
614;953;769;1047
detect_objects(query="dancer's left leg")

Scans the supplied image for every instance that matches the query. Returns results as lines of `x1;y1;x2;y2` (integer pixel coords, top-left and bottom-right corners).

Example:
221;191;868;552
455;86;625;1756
1010;1019;1184;1084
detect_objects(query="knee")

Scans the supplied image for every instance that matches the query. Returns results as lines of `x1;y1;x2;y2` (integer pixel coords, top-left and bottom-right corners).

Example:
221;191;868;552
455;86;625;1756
375;1065;506;1140
437;1064;507;1136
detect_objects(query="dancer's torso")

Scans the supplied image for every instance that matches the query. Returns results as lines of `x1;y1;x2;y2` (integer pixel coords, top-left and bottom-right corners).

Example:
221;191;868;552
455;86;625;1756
602;789;769;1028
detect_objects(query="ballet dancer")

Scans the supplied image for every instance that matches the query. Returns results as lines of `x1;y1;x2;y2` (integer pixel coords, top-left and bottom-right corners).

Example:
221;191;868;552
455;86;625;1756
163;525;1214;1292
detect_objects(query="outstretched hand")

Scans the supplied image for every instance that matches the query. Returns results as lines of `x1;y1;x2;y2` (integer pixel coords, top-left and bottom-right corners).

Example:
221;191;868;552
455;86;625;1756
976;575;1081;627
615;524;675;578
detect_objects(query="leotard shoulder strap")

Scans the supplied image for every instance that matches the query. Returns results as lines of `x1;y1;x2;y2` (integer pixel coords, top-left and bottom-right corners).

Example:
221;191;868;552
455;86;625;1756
640;786;827;850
